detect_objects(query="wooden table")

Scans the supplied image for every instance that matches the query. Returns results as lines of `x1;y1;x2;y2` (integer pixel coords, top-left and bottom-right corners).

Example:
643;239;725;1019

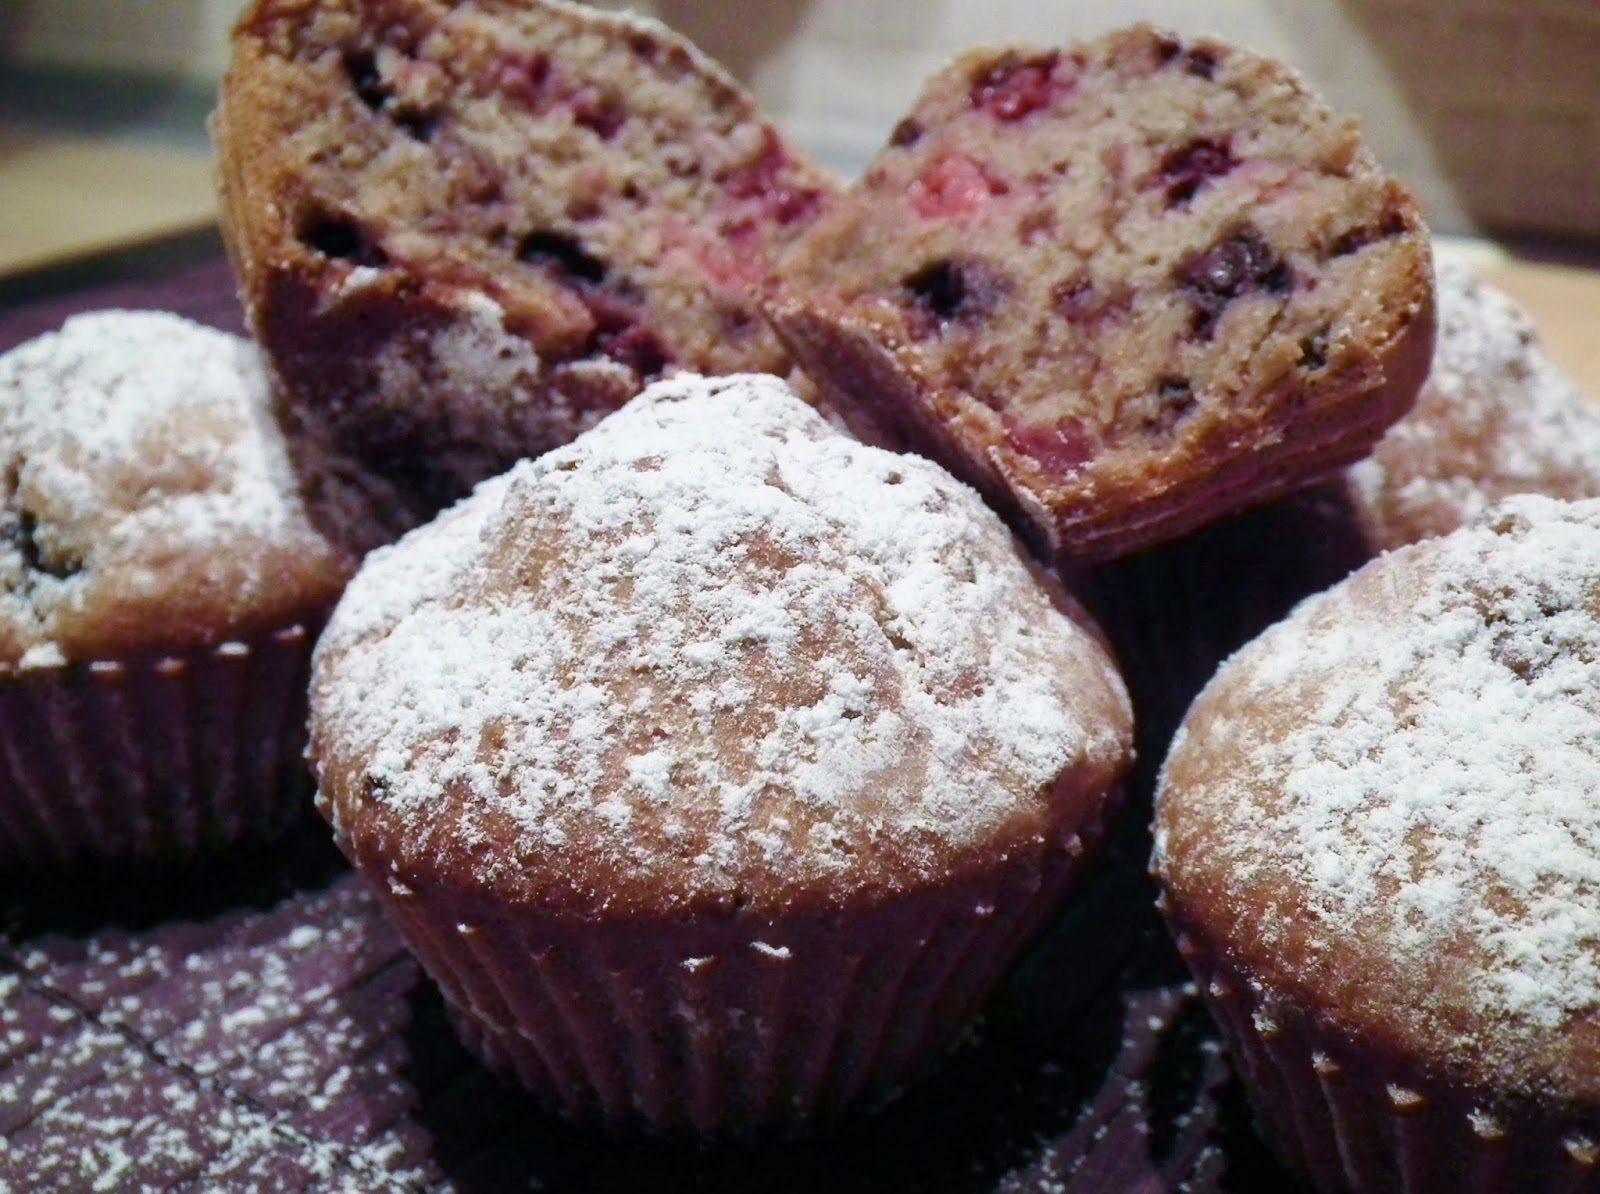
0;133;216;278
1482;257;1600;396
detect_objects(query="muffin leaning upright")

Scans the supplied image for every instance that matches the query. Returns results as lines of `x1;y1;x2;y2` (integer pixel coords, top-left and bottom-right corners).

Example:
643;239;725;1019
310;373;1133;1137
215;0;839;555
0;311;352;872
767;24;1433;565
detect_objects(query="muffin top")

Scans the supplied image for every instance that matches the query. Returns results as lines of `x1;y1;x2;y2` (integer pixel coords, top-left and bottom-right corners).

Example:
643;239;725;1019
1155;494;1600;1102
0;312;351;665
312;373;1132;918
1347;258;1600;552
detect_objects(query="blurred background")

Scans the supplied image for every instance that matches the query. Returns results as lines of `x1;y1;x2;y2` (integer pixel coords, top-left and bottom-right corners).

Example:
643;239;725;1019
0;0;1596;271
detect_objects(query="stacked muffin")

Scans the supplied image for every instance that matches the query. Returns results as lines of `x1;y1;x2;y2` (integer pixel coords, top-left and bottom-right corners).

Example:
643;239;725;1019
767;25;1434;563
215;0;840;555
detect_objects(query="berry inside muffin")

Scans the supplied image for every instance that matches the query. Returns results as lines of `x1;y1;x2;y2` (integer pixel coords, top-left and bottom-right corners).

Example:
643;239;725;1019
770;25;1434;563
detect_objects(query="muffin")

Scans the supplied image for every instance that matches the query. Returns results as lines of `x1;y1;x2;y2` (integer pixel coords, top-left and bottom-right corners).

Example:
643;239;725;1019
309;372;1133;1136
1153;494;1600;1192
1086;256;1600;748
215;0;839;555
1348;256;1600;550
767;24;1434;565
0;311;351;871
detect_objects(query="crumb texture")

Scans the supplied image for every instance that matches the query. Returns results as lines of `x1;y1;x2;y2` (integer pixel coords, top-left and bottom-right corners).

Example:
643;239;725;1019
0;311;348;663
312;374;1132;914
1156;495;1600;1096
773;24;1432;561
218;0;837;551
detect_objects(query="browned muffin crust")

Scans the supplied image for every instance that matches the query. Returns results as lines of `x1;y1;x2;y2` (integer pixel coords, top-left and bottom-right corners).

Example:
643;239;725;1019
215;0;839;553
0;311;350;664
768;25;1434;565
312;373;1133;918
1155;496;1600;1111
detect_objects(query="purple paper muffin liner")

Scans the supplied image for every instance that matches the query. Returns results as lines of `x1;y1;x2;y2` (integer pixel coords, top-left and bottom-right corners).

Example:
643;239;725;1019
357;804;1116;1140
0;622;319;872
1163;916;1600;1194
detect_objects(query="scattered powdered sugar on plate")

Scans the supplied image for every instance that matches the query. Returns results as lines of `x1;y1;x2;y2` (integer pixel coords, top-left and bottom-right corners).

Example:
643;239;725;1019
1165;494;1600;1050
1347;257;1600;548
0;310;344;661
313;373;1131;905
0;874;430;1191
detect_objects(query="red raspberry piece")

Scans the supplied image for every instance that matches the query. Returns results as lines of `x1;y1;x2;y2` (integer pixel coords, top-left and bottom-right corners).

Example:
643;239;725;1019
970;52;1063;122
910;155;1007;219
490;52;551;107
598;325;669;377
1004;417;1096;473
724;128;827;227
1159;137;1237;205
571;87;624;139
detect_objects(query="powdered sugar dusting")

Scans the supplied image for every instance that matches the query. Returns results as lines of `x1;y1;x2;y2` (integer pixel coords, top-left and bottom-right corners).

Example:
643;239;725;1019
1348;258;1600;549
0;310;345;660
1165;494;1600;1048
314;374;1130;905
0;876;430;1190
368;289;558;416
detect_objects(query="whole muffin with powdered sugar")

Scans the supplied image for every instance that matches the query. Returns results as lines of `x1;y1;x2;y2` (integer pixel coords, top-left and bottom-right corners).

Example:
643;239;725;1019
1154;494;1600;1193
310;372;1133;1137
1347;257;1600;550
0;311;351;871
